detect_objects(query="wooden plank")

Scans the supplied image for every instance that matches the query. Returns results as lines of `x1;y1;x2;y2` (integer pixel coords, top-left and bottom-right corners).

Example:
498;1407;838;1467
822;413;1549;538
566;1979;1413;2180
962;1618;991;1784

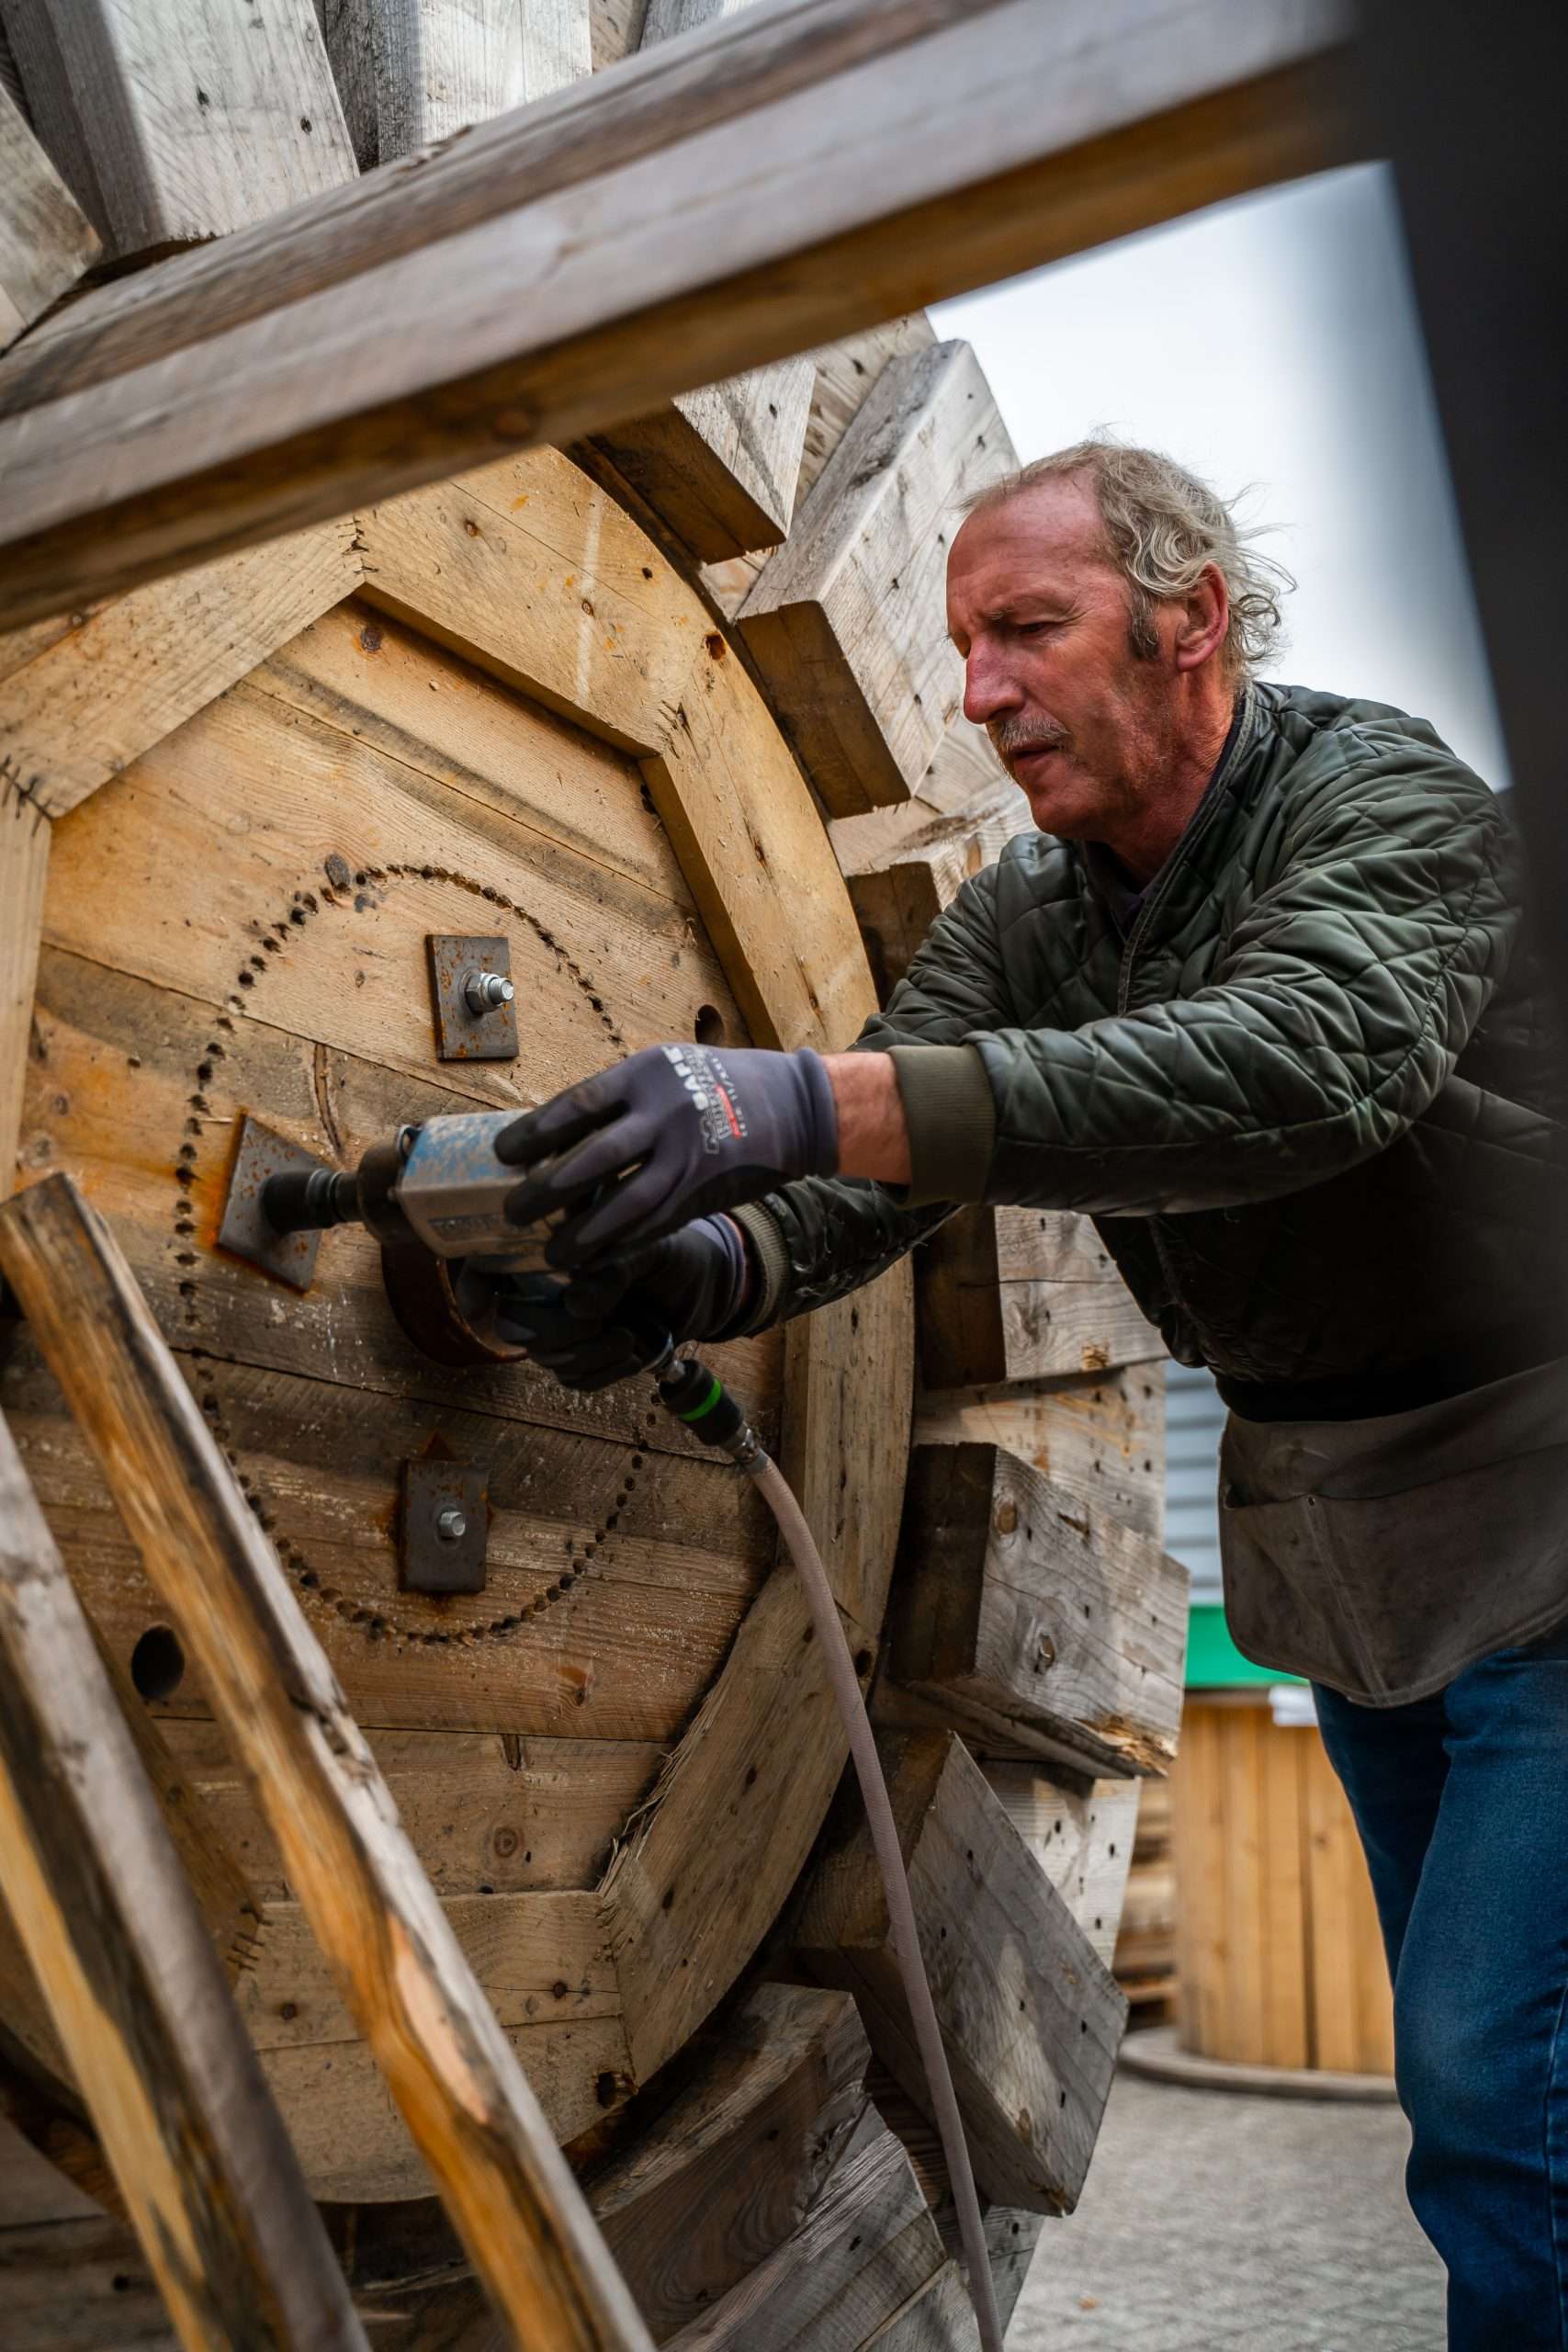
0;1410;368;2352
917;1204;1164;1390
162;1720;661;1901
0;783;47;1201
0;0;355;261
589;0;647;72
915;1362;1167;1544
592;0;818;564
1301;1725;1393;2075
738;341;1014;814
0;519;365;822
863;2262;980;2349
0;1174;654;2352
0;79;99;352
6;1343;770;1746
0;2211;177;2350
796;1731;1125;2213
591;1983;870;2340
699;313;938;619
661;2106;947;2352
591;353;817;563
879;1442;1187;1778
1258;1715;1308;2069
0;0;1357;628
325;0;592;165
982;1762;1139;1970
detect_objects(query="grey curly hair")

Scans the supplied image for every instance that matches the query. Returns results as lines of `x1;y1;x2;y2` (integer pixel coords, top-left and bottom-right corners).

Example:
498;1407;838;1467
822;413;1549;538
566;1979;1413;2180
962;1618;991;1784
964;439;1293;680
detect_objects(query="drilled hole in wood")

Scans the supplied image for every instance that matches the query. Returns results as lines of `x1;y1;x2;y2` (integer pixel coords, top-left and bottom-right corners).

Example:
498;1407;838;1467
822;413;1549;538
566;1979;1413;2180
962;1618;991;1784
130;1624;186;1703
694;1002;726;1046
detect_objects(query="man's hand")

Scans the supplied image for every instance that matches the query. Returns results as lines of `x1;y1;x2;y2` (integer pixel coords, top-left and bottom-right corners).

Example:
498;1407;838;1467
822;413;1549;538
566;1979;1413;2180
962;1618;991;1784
496;1043;838;1267
493;1216;751;1390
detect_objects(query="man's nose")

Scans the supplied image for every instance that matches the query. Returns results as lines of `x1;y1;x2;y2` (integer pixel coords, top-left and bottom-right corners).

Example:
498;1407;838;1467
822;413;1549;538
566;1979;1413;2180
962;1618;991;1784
963;644;1022;728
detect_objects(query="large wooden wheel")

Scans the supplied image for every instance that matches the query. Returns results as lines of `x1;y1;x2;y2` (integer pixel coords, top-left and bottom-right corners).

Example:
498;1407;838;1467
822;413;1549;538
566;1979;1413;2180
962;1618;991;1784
0;7;1181;2346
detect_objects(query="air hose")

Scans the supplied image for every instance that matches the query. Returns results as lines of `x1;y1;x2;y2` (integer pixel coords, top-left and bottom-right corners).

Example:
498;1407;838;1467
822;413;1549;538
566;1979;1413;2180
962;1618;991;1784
659;1356;1007;2352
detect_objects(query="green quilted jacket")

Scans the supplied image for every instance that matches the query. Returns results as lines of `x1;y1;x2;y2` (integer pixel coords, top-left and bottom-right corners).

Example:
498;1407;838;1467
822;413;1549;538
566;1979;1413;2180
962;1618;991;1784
740;683;1568;1415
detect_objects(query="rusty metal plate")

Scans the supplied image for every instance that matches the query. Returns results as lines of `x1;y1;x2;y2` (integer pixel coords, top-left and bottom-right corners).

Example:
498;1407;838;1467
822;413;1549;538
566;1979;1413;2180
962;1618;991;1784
425;933;518;1061
400;1456;488;1594
217;1114;334;1292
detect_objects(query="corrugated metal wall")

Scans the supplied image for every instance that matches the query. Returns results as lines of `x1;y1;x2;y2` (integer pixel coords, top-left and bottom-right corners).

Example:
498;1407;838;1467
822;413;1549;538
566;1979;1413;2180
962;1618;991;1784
1165;1360;1225;1605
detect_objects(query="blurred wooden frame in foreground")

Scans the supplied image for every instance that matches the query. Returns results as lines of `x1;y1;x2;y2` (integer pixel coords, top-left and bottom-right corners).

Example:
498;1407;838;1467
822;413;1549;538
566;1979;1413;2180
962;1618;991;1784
0;0;1357;632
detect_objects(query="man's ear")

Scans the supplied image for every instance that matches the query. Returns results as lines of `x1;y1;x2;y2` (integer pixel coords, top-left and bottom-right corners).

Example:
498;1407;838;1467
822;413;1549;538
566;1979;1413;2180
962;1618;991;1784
1173;560;1229;672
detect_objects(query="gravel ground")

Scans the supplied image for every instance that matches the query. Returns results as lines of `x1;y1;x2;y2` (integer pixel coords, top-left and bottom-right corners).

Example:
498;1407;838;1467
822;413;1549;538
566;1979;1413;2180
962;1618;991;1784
1010;2068;1445;2351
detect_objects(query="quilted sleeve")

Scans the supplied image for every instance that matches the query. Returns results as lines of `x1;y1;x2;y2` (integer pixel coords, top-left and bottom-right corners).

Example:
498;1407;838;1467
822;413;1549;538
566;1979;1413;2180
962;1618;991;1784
977;741;1517;1216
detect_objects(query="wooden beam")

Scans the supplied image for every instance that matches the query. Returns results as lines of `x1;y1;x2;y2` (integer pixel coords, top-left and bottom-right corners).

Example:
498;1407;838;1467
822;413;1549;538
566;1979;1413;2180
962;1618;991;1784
0;1174;653;2352
0;79;99;353
0;517;365;822
916;1203;1164;1389
0;0;355;261
0;0;1356;629
795;1731;1126;2213
660;2105;949;2350
981;1762;1139;1973
590;1983;870;2339
325;1;592;171
0;1411;368;2352
0;780;47;1202
590;0;817;563
878;1442;1187;1777
915;1362;1168;1543
738;341;1014;813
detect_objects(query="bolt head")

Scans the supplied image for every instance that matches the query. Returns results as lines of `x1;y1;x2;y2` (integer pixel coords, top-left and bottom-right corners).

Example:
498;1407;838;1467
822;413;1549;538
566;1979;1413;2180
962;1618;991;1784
464;970;514;1015
436;1507;468;1543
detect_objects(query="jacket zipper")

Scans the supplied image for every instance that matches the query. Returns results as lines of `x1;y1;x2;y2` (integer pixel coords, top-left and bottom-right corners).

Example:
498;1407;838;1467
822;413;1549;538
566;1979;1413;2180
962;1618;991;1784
1113;691;1258;1306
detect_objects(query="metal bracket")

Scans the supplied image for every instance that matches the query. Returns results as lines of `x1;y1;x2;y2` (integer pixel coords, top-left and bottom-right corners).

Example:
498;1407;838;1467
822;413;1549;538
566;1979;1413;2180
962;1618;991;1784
425;934;518;1062
400;1456;488;1594
217;1114;335;1292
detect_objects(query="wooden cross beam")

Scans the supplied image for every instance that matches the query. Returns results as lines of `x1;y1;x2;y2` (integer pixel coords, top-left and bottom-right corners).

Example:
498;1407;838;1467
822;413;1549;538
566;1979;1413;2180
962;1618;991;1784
0;0;1355;630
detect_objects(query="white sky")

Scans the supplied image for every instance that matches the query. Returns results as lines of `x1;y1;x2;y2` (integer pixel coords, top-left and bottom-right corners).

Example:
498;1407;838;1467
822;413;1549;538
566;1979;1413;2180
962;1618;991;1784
932;163;1509;788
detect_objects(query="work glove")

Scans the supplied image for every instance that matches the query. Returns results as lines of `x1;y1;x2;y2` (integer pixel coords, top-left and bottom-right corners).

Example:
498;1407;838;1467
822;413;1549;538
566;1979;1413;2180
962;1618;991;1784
495;1042;837;1270
493;1215;752;1391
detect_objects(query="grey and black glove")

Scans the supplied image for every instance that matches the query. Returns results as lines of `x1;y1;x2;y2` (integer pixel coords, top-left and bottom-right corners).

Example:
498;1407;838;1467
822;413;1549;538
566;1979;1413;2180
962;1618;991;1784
494;1215;753;1392
495;1042;837;1269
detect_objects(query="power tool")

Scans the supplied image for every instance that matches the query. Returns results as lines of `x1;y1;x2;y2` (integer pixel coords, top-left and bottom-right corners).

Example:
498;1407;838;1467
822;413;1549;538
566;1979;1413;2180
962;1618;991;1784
259;1108;554;1271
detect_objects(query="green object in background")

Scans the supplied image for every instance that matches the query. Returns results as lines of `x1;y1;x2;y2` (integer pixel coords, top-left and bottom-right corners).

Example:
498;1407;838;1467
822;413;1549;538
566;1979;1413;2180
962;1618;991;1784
1185;1600;1303;1690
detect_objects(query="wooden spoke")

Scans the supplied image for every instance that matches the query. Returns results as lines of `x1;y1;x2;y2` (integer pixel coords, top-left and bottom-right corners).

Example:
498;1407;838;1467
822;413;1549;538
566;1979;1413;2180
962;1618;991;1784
0;1409;368;2352
0;1171;653;2351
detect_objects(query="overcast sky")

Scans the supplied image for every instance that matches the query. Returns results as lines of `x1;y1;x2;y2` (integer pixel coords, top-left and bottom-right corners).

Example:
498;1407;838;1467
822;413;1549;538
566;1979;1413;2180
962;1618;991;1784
932;163;1509;788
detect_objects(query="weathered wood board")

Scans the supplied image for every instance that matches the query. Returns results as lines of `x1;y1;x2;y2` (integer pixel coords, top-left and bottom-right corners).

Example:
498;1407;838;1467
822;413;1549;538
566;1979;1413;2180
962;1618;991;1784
915;1363;1168;1543
880;1442;1187;1777
917;1205;1164;1390
0;0;355;260
796;1731;1125;2213
591;1982;869;2338
0;76;99;351
737;342;1014;815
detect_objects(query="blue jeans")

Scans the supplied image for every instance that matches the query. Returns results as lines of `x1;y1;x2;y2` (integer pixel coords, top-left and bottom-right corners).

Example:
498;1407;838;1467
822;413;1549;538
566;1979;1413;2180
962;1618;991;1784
1315;1620;1568;2349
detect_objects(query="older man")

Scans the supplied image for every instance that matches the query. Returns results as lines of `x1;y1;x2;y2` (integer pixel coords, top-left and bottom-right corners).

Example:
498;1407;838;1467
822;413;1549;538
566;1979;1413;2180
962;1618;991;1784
497;442;1568;2344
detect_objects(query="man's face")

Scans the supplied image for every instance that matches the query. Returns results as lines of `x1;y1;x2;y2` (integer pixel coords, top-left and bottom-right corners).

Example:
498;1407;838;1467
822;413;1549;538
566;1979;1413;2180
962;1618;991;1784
946;477;1188;842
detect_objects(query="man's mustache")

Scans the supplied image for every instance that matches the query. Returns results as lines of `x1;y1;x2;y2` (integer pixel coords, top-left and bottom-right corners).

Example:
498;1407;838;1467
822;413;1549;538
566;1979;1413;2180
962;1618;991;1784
988;716;1071;766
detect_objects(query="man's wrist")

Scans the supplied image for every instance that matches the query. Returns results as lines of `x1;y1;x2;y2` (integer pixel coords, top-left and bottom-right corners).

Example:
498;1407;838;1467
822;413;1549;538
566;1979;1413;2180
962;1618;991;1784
820;1052;912;1184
